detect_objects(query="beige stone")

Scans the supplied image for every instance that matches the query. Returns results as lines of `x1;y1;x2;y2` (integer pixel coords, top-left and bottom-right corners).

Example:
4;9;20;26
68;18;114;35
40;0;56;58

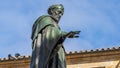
1;47;120;68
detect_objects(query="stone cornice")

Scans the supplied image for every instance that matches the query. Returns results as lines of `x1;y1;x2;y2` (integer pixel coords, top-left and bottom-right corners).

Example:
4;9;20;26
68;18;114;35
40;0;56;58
0;56;31;62
66;46;120;55
0;46;120;62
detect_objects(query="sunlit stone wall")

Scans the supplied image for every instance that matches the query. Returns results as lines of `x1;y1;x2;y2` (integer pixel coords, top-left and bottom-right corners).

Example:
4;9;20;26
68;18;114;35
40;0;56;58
1;47;120;68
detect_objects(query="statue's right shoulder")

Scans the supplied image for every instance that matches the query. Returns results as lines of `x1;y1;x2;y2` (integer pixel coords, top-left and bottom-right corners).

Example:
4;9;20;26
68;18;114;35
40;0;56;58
38;15;53;25
37;15;51;20
33;15;52;27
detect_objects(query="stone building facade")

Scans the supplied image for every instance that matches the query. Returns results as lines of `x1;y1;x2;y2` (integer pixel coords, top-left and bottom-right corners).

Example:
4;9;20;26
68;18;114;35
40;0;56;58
0;47;120;68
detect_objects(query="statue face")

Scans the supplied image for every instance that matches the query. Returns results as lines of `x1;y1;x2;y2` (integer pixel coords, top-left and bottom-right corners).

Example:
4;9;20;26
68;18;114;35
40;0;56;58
48;4;64;22
56;8;63;16
52;8;64;22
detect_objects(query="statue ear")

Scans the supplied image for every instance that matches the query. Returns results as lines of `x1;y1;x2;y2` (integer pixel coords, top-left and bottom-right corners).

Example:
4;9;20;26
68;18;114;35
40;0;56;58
48;8;54;15
50;9;53;14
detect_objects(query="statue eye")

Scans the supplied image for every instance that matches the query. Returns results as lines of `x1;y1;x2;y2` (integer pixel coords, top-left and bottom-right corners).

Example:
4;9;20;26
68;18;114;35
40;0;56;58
58;11;62;14
58;11;63;14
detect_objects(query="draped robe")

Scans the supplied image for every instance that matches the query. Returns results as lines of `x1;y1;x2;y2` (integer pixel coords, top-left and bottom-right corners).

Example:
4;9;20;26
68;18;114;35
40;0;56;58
30;15;66;68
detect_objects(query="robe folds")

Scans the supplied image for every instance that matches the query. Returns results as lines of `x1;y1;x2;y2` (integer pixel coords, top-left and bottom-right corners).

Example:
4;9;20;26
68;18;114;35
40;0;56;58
30;15;66;68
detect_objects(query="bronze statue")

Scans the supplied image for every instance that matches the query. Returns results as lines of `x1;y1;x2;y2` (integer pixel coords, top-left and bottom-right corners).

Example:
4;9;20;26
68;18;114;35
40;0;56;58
30;4;80;68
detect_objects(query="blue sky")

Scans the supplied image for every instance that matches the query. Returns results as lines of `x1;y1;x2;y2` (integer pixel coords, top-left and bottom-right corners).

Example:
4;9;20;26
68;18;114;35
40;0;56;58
0;0;120;58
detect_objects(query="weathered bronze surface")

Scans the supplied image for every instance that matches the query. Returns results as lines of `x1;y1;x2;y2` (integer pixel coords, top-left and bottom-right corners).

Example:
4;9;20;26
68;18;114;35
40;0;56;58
30;4;80;68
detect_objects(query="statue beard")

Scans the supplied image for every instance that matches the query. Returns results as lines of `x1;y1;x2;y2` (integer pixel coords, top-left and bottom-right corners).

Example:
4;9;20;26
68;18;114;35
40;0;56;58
53;13;62;23
51;10;63;23
55;15;61;21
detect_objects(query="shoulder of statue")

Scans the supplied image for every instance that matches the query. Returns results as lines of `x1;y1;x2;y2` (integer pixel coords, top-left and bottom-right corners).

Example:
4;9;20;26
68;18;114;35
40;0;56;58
40;15;56;22
31;15;54;40
40;15;53;24
33;15;52;26
37;15;55;29
39;15;50;19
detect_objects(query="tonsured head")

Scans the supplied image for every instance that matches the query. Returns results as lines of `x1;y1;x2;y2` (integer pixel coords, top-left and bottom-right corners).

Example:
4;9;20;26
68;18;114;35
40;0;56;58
48;4;64;21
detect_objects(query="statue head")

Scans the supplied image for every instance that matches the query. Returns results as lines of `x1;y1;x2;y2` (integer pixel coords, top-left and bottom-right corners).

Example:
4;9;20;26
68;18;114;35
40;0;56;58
48;4;64;22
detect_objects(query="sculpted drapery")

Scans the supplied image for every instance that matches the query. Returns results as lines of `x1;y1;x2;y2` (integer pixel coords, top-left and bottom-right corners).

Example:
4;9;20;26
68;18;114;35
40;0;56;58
30;4;80;68
30;15;66;68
